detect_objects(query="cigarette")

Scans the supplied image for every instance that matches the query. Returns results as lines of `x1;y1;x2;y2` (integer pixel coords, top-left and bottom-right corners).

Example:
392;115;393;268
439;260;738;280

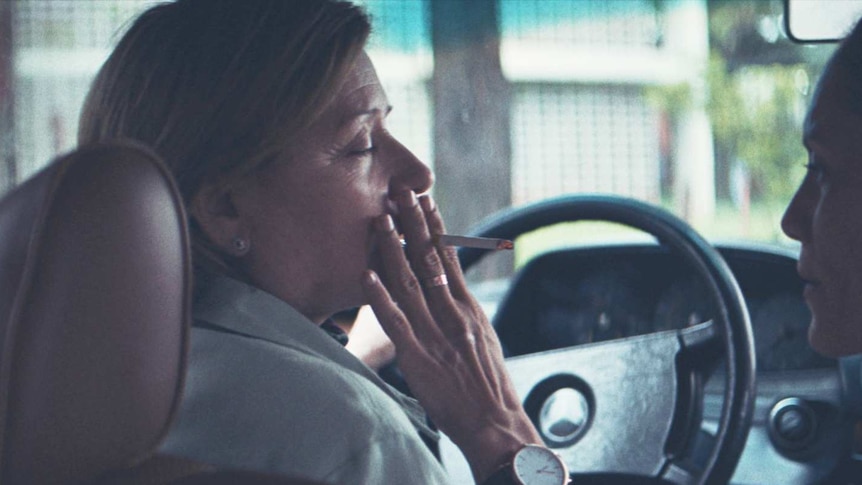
433;234;514;250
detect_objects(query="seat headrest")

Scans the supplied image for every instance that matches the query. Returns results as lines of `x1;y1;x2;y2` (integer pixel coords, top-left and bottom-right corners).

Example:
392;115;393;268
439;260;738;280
0;143;191;484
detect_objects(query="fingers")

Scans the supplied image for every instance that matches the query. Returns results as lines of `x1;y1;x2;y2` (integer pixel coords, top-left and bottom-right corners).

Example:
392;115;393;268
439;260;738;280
373;191;483;343
372;213;445;340
395;191;448;289
360;270;419;353
395;191;459;313
397;190;469;300
418;194;471;299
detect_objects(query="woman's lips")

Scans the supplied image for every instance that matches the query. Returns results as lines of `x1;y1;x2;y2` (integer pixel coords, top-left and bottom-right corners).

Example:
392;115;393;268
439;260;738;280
799;275;820;303
803;282;814;300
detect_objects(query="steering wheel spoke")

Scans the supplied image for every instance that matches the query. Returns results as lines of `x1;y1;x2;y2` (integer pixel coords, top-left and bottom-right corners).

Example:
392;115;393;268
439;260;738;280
661;462;700;485
676;320;724;371
505;329;686;475
678;319;720;351
504;322;722;479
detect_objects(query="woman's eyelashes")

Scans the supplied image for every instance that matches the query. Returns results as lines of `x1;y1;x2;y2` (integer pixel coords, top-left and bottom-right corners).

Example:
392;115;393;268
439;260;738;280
804;153;827;184
346;131;377;159
348;143;377;158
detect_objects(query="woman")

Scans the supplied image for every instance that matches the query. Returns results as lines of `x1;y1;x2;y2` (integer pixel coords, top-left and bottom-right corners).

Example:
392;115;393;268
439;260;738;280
78;1;555;484
782;18;862;358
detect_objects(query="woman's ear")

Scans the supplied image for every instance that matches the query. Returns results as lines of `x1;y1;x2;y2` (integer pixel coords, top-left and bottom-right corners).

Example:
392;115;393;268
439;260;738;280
189;181;250;256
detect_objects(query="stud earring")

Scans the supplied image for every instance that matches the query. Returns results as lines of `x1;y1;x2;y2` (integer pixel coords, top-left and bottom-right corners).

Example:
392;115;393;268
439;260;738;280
232;237;250;255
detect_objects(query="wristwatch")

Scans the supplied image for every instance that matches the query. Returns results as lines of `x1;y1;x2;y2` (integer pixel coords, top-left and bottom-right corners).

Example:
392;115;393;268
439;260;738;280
482;444;571;485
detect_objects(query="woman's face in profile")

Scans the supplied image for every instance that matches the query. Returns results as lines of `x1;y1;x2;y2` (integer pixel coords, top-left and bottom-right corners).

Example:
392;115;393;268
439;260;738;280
782;58;862;357
233;52;432;322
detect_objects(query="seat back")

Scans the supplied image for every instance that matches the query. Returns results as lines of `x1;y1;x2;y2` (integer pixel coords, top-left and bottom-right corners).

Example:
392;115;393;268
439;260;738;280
0;143;191;485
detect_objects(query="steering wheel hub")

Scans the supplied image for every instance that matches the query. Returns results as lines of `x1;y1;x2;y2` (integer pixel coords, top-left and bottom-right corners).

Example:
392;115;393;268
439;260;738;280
523;374;595;448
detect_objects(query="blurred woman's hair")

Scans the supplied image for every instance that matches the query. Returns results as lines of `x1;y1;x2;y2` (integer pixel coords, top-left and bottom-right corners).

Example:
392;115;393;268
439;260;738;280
79;0;370;280
829;17;862;114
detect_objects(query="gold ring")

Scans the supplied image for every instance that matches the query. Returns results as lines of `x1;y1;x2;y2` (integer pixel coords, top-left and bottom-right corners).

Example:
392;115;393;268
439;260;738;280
423;274;448;288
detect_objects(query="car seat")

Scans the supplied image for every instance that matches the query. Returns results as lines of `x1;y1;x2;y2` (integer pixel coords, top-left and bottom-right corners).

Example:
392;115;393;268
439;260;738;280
0;143;320;485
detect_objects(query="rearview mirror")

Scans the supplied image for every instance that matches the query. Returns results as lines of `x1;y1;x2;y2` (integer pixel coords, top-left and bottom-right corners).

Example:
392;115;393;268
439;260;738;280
785;0;862;43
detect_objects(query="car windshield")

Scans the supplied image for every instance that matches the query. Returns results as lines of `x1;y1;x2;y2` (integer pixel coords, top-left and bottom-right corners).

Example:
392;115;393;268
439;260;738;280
0;0;839;288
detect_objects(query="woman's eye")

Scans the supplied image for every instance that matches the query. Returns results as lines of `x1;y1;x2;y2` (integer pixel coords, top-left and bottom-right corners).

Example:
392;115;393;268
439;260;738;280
348;145;377;158
804;155;827;183
345;130;377;158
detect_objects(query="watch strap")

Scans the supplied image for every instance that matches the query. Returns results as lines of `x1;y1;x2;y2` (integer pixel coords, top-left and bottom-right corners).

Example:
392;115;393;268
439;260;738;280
481;463;519;485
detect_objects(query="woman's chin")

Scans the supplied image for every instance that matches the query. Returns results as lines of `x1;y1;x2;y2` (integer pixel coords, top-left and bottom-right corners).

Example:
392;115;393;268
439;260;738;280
808;318;862;358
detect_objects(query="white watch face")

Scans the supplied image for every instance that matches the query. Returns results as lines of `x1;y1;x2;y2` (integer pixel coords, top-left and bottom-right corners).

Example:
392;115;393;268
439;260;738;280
512;444;568;485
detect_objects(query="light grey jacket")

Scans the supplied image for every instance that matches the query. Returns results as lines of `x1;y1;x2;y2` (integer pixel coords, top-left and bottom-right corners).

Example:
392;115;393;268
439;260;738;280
160;274;450;484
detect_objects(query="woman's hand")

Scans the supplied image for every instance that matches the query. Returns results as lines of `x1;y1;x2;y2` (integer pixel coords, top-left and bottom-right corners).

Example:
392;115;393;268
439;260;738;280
361;191;542;484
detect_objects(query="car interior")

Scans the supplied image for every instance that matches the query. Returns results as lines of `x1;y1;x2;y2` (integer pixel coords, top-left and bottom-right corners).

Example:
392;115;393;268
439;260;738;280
2;0;862;484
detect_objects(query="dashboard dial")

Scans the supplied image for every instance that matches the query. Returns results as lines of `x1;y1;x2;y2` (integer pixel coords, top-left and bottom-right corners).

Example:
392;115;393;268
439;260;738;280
535;266;650;348
753;293;830;371
652;276;715;333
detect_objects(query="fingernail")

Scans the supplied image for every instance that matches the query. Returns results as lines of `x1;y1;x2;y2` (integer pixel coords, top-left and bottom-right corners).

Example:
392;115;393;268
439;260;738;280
363;270;378;286
419;195;436;212
397;191;418;208
377;214;395;232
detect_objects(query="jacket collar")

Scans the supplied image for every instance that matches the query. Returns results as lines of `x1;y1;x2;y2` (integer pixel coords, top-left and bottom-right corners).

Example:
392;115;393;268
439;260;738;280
191;274;438;441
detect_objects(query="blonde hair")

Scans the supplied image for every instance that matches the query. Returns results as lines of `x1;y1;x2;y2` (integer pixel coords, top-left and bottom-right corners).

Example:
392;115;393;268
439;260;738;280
79;0;371;280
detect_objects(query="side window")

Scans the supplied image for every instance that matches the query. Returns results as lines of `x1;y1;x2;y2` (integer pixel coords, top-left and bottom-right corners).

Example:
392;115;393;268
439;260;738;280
3;0;162;189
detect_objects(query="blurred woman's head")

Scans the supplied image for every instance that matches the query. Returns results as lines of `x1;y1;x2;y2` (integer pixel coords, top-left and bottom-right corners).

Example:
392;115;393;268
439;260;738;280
782;19;862;357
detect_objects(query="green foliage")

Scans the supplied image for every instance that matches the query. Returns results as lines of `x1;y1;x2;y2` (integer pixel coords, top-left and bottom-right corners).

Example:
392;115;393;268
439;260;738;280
701;0;824;205
706;54;809;202
644;82;692;117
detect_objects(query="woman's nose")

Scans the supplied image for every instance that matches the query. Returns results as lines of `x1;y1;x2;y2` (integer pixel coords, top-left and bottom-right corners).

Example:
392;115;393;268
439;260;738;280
386;135;433;195
781;181;812;242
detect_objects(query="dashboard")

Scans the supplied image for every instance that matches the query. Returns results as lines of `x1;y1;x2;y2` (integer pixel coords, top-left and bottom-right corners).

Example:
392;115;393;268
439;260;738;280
492;243;833;373
444;243;862;483
452;243;861;484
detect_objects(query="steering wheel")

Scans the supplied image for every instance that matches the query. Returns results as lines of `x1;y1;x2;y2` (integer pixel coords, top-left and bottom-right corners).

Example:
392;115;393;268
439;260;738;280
457;195;756;485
